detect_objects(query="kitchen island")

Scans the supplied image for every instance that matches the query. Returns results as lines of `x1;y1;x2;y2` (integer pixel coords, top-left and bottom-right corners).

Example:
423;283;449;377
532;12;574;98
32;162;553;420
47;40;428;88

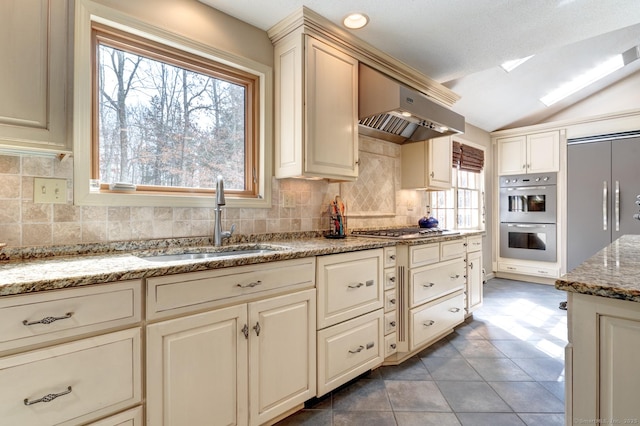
555;234;640;426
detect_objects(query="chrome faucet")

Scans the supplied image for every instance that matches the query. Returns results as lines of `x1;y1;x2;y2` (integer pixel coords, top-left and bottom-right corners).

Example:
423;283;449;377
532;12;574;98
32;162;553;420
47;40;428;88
214;175;235;246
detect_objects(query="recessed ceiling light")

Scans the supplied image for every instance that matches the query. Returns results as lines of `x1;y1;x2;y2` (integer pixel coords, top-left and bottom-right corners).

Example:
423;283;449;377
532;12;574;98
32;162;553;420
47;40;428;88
401;111;412;118
343;13;369;30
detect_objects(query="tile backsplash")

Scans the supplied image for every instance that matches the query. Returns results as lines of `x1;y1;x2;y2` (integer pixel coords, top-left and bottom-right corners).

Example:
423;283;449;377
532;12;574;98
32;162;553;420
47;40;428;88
0;137;426;248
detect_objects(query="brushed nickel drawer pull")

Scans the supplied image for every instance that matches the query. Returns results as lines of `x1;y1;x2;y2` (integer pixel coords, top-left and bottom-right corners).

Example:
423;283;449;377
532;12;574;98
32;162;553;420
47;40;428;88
348;283;364;289
23;312;73;326
389;276;396;282
389;298;396;304
253;322;261;336
389;321;396;327
449;307;461;313
389;254;396;260
236;280;262;288
450;274;460;279
349;345;364;354
241;324;249;339
24;386;72;406
423;320;435;326
366;280;374;287
422;283;435;288
390;343;396;349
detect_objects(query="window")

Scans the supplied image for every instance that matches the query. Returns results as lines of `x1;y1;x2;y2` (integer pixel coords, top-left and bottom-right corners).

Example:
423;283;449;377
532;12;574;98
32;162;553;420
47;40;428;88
429;168;484;230
92;24;257;197
73;1;272;208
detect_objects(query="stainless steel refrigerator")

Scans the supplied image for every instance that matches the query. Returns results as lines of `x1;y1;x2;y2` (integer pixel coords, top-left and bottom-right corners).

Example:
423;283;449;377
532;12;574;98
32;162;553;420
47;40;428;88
567;134;640;271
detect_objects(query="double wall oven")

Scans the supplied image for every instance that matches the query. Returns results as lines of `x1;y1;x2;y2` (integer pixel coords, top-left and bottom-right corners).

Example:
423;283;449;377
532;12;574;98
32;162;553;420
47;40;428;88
499;173;557;262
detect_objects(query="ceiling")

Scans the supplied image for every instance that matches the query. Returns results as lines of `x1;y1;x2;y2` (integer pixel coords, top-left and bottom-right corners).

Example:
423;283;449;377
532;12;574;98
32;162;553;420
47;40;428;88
197;0;640;132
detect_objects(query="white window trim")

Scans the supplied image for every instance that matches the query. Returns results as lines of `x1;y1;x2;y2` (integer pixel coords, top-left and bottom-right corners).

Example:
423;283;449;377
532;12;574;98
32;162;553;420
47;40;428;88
73;0;272;208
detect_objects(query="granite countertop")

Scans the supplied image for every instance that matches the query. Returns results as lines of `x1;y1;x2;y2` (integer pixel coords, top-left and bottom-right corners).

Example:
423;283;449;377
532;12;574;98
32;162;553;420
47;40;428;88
555;234;640;303
0;231;477;297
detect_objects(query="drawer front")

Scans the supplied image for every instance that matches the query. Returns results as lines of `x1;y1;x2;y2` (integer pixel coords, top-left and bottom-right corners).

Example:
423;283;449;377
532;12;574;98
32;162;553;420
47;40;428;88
410;292;465;350
87;406;143;426
317;250;383;329
409;243;440;268
147;257;315;320
384;269;397;291
0;280;141;354
440;239;466;261
317;309;383;396
384;289;397;312
384;333;397;357
410;258;466;307
0;328;141;426
466;236;482;253
384;311;397;335
383;247;396;269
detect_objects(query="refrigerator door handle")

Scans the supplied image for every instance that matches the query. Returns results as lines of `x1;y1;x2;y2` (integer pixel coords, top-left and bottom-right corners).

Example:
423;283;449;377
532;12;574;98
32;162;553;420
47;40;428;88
615;180;620;232
603;181;608;231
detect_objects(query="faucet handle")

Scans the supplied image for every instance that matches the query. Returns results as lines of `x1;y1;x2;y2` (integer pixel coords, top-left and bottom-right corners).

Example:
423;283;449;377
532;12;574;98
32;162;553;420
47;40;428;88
221;224;236;240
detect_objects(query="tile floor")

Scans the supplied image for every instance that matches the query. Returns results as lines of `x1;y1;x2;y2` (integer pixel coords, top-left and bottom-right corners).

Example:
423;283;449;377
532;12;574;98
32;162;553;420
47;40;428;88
276;278;568;426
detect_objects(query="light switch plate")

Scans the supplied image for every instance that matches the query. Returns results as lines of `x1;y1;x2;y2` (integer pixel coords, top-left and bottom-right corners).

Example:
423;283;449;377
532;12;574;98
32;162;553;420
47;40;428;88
34;178;68;204
283;192;296;208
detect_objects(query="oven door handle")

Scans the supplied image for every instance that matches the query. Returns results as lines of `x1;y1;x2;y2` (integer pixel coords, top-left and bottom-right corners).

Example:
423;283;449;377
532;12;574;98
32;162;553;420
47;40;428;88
603;181;608;231
506;186;549;191
615;180;620;232
506;224;548;228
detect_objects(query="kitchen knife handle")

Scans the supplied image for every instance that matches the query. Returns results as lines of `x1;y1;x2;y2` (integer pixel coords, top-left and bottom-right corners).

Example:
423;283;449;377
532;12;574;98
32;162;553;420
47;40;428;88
603;181;608;231
615;180;620;232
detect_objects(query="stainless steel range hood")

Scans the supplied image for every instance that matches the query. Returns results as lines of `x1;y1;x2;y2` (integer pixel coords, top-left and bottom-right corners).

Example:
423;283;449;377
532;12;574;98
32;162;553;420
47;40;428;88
358;64;465;143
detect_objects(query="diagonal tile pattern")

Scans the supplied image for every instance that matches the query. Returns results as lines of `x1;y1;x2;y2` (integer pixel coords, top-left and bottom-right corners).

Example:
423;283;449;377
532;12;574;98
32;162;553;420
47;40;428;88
276;278;567;426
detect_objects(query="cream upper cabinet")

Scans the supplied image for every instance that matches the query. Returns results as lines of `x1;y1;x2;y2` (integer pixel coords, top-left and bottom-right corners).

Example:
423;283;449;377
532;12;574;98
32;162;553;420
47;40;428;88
273;30;359;180
0;0;70;153
497;131;560;175
401;136;452;189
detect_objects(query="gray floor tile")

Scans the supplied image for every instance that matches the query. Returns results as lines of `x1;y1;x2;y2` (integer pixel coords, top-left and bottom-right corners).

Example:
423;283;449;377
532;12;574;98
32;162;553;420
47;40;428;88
395;411;462;425
539;381;565;402
379;356;432;381
422;357;484;381
466;357;534;381
510;357;565;381
489;381;565;413
457;412;527;426
385;380;452;412
449;338;507;358
518;412;565;425
275;409;332;425
417;339;462;358
491;339;557;359
332;378;392;411
437;381;512;413
333;411;398;426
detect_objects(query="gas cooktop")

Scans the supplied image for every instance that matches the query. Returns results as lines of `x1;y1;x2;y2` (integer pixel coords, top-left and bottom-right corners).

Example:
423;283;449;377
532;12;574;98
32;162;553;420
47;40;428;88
350;227;459;239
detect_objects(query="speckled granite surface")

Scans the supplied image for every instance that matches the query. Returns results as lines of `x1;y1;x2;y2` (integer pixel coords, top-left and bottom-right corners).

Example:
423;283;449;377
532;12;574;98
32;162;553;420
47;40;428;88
0;231;476;297
555;234;640;303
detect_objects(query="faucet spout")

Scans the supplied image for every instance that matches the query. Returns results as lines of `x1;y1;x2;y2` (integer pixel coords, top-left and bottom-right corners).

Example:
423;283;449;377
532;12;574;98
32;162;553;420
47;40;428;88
214;175;234;246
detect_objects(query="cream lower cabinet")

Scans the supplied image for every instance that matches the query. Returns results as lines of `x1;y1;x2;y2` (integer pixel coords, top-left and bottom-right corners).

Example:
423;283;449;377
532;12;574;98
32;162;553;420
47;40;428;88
567;292;640;424
465;236;483;316
145;258;317;426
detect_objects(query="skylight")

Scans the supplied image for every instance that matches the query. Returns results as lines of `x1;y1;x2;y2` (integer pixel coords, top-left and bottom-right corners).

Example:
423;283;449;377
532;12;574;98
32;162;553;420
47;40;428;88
500;55;534;72
540;54;624;106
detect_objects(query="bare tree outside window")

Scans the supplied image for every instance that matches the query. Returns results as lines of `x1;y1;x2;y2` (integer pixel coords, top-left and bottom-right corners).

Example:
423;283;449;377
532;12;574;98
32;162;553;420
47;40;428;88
94;27;256;194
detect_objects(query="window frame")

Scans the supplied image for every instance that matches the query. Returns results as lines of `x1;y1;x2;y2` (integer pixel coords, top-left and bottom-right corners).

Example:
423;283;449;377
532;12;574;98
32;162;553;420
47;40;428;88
73;0;272;208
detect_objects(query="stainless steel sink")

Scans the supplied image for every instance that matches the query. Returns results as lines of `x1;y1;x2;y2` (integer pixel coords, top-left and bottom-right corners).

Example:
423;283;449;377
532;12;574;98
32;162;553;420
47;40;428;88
138;247;280;262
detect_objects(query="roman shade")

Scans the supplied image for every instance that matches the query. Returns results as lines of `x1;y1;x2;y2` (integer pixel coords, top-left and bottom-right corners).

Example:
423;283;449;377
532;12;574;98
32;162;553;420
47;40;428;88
452;141;484;173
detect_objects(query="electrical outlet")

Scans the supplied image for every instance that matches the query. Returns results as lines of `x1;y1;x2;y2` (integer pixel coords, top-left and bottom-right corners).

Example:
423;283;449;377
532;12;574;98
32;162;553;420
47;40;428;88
34;178;68;204
283;192;296;208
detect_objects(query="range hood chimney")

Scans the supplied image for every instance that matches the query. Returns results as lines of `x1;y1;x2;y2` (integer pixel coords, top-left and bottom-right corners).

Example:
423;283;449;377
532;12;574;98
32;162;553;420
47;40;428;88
358;64;465;143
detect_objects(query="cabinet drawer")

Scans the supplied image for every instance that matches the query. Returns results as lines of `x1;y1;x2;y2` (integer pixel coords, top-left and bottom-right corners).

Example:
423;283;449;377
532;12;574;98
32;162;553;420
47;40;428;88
466;236;482;253
498;262;560;278
410;258;466;307
384;289;397;312
440;239;466;261
0;280;142;354
0;328;141;426
147;257;315;320
87;406;143;426
384;269;396;291
384;311;397;335
384;247;397;269
384;333;397;357
316;249;383;329
410;292;464;351
409;243;440;268
317;309;383;396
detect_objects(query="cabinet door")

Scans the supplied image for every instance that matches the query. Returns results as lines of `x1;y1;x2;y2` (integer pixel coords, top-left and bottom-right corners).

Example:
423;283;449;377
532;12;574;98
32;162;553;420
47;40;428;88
146;305;248;426
0;0;69;151
466;250;483;314
248;289;316;426
527;131;559;173
497;135;527;175
305;36;359;179
427;136;453;189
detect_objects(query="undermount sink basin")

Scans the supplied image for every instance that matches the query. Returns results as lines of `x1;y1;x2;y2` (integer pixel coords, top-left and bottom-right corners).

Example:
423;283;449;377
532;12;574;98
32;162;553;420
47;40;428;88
138;247;281;262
